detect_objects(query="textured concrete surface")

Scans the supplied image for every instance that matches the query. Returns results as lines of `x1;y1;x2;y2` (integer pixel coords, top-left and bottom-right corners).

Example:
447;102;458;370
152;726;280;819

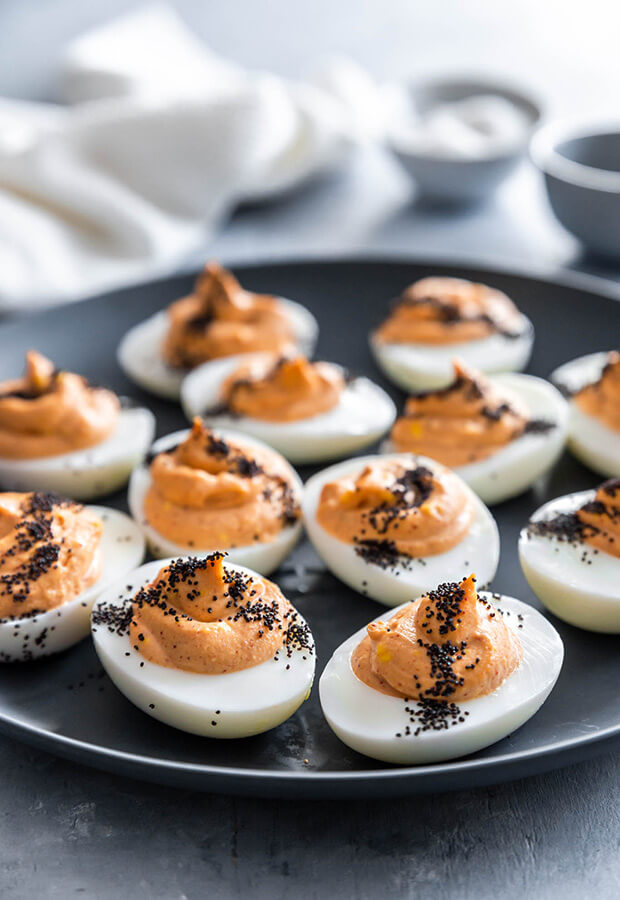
1;742;619;899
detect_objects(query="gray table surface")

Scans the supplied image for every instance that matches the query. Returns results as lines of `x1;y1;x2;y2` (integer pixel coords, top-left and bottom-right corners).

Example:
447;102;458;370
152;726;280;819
1;2;619;898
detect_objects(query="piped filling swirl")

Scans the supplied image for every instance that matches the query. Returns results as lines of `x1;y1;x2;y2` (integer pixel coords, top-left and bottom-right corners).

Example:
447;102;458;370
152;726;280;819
217;354;345;423
352;575;522;702
316;459;475;564
162;263;294;368
144;419;301;549
574;351;620;433
0;351;119;459
0;491;102;619
527;478;620;559
122;553;313;674
390;360;553;466
373;277;526;346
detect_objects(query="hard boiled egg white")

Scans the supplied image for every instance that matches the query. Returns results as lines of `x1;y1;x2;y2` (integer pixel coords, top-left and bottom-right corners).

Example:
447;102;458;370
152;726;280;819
180;353;397;464
0;507;145;662
91;558;316;738
551;351;620;478
117;298;319;401
519;490;620;633
319;592;563;764
128;428;303;573
0;405;155;501
302;454;500;607
382;374;568;505
370;316;534;392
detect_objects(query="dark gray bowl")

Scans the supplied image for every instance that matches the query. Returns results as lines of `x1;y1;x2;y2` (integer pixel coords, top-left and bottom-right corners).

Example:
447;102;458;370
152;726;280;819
386;76;542;204
531;122;620;259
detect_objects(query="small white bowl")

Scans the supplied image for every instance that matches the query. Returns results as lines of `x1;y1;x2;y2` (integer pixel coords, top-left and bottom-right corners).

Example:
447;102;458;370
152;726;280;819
386;76;541;204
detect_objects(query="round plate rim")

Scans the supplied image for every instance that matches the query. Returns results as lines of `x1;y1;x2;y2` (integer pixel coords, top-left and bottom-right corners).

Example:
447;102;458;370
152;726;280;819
10;251;620;318
0;678;618;789
0;253;618;795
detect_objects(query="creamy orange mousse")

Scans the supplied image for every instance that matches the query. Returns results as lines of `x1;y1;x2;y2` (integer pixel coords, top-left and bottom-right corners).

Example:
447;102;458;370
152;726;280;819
219;354;345;422
373;277;525;346
162;262;295;369
0;491;102;619
0;351;119;459
390;360;529;466
352;575;522;702
577;479;620;558
574;351;620;433
144;419;301;548
316;460;474;561
129;552;311;674
527;478;620;559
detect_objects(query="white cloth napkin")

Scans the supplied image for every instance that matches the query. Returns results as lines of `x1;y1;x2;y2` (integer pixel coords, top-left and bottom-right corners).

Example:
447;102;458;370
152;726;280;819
0;5;380;310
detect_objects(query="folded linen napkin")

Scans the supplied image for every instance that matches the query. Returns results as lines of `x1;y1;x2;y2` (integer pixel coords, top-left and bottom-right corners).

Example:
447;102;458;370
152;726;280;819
0;5;379;309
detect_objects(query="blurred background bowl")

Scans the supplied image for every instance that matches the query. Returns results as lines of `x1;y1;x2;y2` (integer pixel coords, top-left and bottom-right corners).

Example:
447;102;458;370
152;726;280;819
531;121;620;260
386;76;542;205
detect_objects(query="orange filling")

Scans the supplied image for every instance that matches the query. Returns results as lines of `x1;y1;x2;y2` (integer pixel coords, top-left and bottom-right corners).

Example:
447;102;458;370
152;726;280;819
373;276;524;346
162;262;295;368
390;360;528;466
352;575;522;701
144;419;300;549
316;459;474;558
577;479;620;558
0;492;102;618
0;352;119;459
130;553;304;674
221;354;344;422
574;351;620;433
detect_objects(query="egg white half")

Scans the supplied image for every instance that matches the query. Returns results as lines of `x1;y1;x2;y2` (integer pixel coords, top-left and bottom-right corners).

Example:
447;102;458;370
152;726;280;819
319;592;563;764
382;374;568;505
551;352;620;478
91;558;316;738
180;353;397;464
519;489;620;633
370;316;534;391
302;453;500;607
0;506;145;662
0;406;155;501
117;298;319;400
129;428;303;573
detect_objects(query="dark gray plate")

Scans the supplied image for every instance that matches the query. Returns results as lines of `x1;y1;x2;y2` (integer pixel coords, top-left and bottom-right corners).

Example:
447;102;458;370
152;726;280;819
0;258;618;798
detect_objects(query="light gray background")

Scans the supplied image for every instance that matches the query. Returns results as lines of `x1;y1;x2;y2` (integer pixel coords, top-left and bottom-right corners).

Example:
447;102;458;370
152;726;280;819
0;2;618;898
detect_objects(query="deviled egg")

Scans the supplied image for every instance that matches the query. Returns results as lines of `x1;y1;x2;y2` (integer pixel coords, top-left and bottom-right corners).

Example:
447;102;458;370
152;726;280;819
370;276;534;391
519;478;620;633
0;351;155;500
118;262;318;400
302;452;499;606
181;352;396;464
383;360;568;504
551;350;620;477
0;491;144;661
92;552;315;737
320;574;563;764
129;418;303;573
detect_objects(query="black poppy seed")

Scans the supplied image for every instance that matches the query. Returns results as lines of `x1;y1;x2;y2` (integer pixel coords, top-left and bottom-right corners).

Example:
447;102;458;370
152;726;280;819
527;483;619;558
